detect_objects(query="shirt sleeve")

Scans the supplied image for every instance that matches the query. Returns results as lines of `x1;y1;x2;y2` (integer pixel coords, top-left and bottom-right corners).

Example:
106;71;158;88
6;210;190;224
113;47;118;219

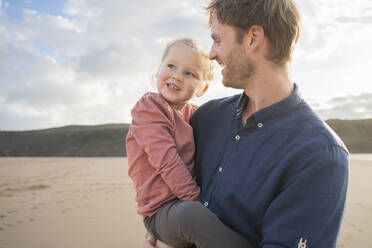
261;145;349;248
130;93;200;201
190;109;202;186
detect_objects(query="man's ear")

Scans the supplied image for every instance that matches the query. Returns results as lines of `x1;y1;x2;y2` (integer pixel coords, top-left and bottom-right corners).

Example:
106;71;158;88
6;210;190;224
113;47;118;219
244;25;264;51
196;83;209;97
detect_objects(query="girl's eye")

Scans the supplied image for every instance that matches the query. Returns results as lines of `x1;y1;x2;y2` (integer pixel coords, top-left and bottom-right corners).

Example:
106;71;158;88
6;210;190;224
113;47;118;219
167;64;175;69
185;71;196;78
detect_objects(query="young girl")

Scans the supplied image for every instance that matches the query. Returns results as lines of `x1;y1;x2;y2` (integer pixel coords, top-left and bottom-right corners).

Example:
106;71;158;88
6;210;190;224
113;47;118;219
126;38;251;248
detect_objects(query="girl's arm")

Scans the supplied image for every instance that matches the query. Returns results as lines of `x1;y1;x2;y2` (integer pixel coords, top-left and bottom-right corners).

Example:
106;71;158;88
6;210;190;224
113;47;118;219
130;93;200;201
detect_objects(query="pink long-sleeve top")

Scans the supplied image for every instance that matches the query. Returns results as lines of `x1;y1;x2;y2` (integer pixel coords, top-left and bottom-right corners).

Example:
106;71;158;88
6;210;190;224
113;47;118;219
126;92;200;217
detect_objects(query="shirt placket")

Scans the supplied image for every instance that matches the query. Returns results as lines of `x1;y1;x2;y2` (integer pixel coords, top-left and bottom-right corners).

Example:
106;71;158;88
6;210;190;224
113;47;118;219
203;115;265;209
202;110;251;208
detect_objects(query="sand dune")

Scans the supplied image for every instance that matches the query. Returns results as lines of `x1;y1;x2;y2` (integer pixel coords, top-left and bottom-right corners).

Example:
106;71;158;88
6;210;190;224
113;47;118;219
0;157;371;247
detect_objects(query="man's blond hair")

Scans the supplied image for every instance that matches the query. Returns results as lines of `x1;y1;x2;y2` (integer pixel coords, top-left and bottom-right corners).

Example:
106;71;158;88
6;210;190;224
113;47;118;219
206;0;301;66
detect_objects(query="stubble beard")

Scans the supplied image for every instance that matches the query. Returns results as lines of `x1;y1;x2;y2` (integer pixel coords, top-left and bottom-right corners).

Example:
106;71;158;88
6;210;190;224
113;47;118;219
222;48;254;89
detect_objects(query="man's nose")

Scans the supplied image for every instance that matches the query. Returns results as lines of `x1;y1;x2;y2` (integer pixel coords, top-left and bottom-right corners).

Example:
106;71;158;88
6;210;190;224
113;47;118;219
209;46;216;60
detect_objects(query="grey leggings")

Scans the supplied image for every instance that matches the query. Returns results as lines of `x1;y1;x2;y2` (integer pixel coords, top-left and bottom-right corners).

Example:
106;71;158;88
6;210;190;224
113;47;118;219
144;200;252;248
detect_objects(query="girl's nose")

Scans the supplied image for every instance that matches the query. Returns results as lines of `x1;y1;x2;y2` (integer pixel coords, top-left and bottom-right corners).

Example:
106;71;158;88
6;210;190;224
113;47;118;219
172;70;182;81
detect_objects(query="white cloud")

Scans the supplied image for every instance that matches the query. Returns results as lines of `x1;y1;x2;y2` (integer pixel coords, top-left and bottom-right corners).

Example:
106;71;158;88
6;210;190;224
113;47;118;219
0;0;212;130
0;0;372;130
0;25;10;47
314;93;372;120
296;0;372;60
292;0;372;104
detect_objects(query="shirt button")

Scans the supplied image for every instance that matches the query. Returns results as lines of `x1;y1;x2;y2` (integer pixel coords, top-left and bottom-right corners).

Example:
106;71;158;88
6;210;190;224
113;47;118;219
204;202;209;207
218;167;223;172
235;135;240;140
258;122;263;128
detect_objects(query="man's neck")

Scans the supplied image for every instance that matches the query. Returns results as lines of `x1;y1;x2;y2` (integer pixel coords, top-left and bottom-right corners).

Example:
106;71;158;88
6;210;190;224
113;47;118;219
241;64;294;126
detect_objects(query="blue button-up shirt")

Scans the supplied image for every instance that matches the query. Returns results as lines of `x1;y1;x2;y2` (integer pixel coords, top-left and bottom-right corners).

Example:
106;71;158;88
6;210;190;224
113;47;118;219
190;85;349;248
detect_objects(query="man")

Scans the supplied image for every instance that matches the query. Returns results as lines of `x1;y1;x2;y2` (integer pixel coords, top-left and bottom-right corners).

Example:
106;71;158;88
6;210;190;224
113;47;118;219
145;0;348;247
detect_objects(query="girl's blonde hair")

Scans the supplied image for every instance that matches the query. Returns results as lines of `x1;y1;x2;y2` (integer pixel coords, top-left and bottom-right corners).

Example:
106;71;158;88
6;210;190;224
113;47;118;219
160;38;214;82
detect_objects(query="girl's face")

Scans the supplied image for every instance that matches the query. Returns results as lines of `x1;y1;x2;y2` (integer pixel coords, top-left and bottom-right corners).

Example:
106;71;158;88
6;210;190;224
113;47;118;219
156;44;208;110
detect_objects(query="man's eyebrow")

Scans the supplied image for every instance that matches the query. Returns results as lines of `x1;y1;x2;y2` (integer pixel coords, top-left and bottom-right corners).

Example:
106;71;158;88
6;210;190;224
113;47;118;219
211;33;218;41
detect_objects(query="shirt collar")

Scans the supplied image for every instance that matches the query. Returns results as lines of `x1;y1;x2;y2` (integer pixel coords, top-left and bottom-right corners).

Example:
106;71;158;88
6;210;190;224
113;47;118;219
235;83;303;124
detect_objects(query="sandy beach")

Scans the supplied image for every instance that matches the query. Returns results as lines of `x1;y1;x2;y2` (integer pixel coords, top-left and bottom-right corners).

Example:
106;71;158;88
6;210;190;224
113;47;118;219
0;156;371;248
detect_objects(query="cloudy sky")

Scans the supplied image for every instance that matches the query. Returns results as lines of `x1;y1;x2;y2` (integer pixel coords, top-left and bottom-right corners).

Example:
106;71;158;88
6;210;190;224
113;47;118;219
0;0;371;130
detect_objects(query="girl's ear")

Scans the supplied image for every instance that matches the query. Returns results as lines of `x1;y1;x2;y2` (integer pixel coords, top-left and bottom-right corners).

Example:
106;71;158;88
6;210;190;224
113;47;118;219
196;83;209;97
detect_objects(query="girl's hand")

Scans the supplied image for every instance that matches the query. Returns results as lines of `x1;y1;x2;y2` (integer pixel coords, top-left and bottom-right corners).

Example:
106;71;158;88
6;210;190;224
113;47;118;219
143;232;156;248
156;240;174;248
142;232;174;248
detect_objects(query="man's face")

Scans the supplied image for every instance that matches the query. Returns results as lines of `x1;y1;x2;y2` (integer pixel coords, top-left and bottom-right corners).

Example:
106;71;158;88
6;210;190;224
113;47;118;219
209;17;254;89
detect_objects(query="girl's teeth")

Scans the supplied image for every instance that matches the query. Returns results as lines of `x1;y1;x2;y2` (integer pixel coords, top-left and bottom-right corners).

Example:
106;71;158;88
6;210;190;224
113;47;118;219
168;83;178;90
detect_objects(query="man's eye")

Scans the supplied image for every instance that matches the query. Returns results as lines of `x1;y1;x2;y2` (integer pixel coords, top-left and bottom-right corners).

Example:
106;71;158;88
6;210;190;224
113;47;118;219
167;64;176;69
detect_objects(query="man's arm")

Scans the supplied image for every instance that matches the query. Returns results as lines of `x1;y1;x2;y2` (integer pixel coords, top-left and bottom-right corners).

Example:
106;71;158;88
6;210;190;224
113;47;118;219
260;145;348;248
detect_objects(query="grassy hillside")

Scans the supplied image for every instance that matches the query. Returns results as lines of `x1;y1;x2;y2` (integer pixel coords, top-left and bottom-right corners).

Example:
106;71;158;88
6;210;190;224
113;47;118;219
0;119;371;156
326;119;372;153
0;124;129;157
